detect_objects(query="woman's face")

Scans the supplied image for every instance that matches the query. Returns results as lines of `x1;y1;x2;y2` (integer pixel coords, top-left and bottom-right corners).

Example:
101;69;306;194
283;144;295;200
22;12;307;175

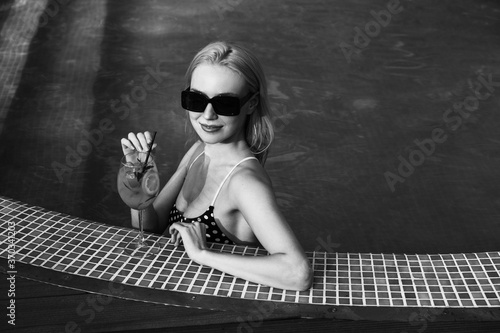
188;64;254;146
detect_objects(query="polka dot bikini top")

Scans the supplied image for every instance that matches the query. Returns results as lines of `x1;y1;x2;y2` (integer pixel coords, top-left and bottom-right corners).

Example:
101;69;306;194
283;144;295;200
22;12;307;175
168;151;257;245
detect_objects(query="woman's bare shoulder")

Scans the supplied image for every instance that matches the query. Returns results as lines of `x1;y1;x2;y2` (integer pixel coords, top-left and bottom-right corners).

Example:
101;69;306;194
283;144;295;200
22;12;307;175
177;141;204;171
228;160;274;201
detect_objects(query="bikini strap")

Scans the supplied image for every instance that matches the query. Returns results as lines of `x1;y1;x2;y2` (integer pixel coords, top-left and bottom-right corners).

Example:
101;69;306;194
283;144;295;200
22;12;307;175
188;151;205;171
211;157;258;206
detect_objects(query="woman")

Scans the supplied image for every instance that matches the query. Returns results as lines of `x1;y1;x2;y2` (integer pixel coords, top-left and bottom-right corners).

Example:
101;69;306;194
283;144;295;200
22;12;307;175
121;41;312;291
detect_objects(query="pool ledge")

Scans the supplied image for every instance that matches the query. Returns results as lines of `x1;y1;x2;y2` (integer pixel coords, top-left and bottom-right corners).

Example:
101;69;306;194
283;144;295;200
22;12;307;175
1;195;499;322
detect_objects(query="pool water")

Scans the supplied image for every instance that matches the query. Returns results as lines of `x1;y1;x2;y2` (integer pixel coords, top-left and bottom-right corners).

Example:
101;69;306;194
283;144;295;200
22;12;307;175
1;0;499;254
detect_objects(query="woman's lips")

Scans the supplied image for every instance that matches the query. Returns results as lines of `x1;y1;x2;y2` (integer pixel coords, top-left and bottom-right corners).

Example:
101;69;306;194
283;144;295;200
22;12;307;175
200;123;223;132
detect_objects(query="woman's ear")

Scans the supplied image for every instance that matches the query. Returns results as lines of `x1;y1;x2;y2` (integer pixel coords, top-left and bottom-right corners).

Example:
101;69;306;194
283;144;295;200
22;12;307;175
247;94;259;114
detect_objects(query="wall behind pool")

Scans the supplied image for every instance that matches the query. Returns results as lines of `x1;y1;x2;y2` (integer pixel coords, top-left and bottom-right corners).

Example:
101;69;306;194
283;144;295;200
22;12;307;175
0;0;499;254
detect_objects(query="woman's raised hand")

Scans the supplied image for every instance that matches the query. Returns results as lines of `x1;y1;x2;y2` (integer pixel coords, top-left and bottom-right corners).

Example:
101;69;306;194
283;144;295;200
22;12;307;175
121;131;157;158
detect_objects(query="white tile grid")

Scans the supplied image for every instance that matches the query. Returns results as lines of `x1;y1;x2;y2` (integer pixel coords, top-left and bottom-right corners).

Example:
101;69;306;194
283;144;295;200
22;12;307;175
486;252;500;303
84;227;131;278
440;253;462;307
476;253;499;306
383;253;396;307
392;253;409;307
146;240;177;288
417;254;435;307
1;196;500;307
94;228;133;280
27;216;83;269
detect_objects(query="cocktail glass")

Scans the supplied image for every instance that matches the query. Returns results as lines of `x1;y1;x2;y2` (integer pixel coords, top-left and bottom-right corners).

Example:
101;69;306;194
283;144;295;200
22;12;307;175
117;152;160;256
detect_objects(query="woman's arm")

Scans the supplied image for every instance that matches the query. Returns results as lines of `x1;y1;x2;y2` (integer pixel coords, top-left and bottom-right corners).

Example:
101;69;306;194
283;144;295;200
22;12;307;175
169;169;313;291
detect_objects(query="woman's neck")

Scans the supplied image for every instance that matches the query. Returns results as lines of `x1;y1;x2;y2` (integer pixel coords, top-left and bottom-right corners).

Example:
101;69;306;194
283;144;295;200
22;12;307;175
202;139;252;162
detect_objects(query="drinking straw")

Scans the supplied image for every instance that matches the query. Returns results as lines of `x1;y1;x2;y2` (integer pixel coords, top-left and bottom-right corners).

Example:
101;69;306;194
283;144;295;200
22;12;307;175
142;131;157;173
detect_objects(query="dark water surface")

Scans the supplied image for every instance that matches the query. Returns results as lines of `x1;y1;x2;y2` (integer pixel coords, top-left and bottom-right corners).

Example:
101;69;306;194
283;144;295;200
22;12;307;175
1;0;499;253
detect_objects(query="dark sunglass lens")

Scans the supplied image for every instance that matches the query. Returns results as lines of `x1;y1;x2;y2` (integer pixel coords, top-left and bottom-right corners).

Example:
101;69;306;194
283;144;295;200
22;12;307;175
182;91;207;112
212;96;240;116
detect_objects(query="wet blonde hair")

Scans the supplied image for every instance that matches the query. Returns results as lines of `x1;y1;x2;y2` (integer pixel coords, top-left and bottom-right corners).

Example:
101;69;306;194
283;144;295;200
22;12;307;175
184;41;274;164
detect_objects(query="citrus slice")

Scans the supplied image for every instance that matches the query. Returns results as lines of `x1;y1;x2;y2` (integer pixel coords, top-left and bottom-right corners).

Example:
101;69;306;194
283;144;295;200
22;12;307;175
142;172;160;195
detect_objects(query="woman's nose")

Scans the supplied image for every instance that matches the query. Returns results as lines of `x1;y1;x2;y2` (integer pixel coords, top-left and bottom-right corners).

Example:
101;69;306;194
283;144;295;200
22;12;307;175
203;103;218;120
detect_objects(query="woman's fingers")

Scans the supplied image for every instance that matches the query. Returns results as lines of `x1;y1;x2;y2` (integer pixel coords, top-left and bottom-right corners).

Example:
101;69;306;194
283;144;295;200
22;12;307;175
172;232;179;246
121;138;135;155
122;132;157;158
137;132;148;151
169;222;207;251
169;228;180;246
169;222;179;235
169;223;182;246
144;131;158;151
144;131;153;145
128;132;143;151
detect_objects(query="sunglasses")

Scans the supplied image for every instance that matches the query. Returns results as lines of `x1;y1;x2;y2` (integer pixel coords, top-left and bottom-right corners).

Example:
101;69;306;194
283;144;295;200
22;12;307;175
181;88;256;116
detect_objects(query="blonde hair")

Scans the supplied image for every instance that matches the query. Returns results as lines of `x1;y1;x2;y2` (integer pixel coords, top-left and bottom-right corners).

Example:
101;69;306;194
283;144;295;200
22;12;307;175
184;41;274;164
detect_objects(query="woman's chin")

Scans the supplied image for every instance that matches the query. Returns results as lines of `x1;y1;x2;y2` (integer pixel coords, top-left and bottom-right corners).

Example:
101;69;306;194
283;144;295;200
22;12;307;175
196;130;224;144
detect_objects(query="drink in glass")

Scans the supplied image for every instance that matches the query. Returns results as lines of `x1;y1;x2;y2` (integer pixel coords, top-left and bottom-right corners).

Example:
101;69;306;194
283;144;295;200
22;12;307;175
117;152;160;256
